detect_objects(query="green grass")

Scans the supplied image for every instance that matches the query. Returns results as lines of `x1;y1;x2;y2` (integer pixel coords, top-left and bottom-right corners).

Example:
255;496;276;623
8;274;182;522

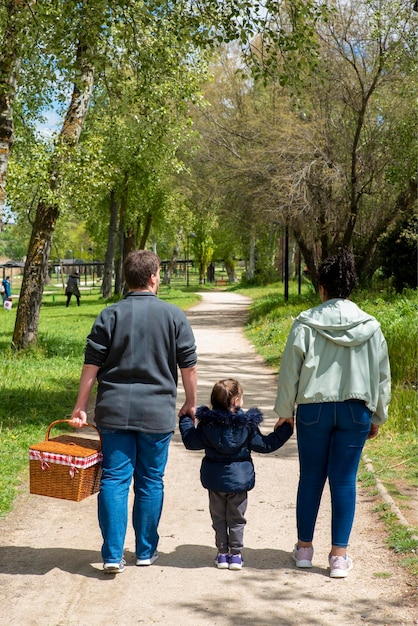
363;432;417;493
358;430;418;576
368;503;418;576
0;286;201;516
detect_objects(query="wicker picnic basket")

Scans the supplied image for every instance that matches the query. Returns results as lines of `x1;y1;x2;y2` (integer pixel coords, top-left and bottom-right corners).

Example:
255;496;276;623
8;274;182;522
29;420;102;502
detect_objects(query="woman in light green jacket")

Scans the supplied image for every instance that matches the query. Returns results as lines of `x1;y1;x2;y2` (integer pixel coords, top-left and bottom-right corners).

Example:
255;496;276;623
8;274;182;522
275;249;390;579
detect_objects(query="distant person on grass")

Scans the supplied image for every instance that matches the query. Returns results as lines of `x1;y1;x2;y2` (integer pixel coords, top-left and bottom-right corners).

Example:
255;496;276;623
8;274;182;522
180;378;293;570
1;275;11;306
65;270;81;307
274;248;391;578
70;250;197;574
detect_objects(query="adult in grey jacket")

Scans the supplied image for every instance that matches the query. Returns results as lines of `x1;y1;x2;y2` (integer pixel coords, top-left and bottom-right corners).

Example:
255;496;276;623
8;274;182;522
275;249;390;579
70;250;197;574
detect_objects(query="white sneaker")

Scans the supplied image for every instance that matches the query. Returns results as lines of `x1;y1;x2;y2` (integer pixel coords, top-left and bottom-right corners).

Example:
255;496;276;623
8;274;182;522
329;555;353;578
136;552;159;566
103;559;126;574
292;544;313;568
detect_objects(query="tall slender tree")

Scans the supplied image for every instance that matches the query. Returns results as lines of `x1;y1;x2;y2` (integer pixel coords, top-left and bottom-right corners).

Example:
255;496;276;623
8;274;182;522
13;1;100;349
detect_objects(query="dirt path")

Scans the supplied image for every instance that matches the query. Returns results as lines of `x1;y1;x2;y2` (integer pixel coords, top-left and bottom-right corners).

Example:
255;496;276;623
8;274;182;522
0;291;416;626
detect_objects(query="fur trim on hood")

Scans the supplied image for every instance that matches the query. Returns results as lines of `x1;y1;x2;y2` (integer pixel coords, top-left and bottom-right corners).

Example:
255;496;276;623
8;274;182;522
195;406;263;429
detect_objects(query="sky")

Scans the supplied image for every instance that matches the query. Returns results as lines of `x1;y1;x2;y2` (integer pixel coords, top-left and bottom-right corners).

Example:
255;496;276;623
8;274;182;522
37;108;63;138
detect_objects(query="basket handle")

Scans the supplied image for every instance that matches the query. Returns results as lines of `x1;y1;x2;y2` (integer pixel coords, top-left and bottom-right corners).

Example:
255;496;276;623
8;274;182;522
45;419;102;450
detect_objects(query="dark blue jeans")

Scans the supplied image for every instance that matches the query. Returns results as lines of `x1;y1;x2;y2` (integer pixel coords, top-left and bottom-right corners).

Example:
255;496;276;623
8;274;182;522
296;401;371;547
98;429;172;564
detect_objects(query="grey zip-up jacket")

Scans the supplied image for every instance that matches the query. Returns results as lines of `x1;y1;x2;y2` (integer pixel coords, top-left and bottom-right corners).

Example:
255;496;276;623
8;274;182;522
274;298;390;425
84;291;197;433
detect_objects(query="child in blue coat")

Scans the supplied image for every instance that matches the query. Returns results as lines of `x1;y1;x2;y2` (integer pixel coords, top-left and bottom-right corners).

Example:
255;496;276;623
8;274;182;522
179;378;293;570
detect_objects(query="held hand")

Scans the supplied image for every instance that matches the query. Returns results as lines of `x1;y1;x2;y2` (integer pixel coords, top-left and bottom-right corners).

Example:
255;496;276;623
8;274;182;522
367;423;379;439
69;409;88;428
274;417;294;431
178;403;196;422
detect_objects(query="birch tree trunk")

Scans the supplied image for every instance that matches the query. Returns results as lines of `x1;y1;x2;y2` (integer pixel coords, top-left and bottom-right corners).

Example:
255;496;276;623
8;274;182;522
13;36;94;349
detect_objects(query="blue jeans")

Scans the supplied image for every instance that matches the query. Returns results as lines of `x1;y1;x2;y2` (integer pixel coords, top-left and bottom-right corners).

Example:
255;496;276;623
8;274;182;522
296;401;371;547
98;429;172;563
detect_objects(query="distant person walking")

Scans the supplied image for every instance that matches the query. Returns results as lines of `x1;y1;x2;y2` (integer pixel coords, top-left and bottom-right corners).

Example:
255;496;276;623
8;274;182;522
1;275;11;306
65;271;80;307
274;248;391;578
180;378;293;570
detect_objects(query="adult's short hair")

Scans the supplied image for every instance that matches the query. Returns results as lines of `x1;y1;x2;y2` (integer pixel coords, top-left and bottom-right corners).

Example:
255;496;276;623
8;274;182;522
123;250;160;289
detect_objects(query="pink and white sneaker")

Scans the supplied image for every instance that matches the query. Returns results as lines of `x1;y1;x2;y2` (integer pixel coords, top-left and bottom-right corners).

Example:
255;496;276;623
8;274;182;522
329;555;353;578
292;544;314;568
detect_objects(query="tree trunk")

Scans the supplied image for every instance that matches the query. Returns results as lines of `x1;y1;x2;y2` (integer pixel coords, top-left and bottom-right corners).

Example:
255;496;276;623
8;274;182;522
12;32;95;350
12;201;59;349
293;227;318;292
114;185;128;295
125;226;135;255
139;213;152;250
0;1;27;227
342;59;383;249
224;257;236;282
247;228;255;280
164;229;182;285
101;189;118;298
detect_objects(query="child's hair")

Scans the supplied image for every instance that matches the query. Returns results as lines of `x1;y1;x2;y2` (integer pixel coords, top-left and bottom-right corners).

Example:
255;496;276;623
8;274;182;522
317;248;357;299
210;378;243;412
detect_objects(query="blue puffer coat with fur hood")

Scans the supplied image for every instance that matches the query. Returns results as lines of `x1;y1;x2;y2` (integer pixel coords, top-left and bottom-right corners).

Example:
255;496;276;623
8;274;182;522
179;406;292;493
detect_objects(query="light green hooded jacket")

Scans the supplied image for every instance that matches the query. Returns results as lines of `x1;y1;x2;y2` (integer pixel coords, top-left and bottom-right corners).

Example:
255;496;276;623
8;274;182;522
274;298;391;425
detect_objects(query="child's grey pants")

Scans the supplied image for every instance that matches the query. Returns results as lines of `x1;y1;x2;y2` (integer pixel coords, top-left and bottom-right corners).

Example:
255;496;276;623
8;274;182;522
208;490;248;554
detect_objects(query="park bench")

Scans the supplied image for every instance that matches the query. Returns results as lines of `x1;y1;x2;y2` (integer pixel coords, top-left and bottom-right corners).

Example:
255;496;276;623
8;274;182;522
215;278;228;286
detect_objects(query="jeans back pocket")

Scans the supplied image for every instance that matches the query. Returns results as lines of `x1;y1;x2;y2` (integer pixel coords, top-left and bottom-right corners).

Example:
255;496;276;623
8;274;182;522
297;403;322;426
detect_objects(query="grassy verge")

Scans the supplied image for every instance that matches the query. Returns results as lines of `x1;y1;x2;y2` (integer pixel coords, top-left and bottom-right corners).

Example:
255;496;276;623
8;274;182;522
358;436;418;577
0;286;200;516
236;281;418;576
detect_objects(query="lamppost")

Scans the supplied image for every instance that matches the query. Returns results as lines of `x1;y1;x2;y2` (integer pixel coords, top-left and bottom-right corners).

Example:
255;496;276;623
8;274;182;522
297;246;302;295
284;223;289;302
186;232;196;287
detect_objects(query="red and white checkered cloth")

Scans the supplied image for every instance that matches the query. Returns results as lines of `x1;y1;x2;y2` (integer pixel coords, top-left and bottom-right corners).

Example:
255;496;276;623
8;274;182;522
29;449;103;477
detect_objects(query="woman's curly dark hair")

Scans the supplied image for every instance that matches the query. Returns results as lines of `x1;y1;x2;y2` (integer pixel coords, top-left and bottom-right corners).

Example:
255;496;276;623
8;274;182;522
318;248;357;299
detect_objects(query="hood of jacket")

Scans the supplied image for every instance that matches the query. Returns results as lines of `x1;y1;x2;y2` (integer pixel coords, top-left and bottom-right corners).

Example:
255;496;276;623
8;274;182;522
195;406;263;456
296;298;380;347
